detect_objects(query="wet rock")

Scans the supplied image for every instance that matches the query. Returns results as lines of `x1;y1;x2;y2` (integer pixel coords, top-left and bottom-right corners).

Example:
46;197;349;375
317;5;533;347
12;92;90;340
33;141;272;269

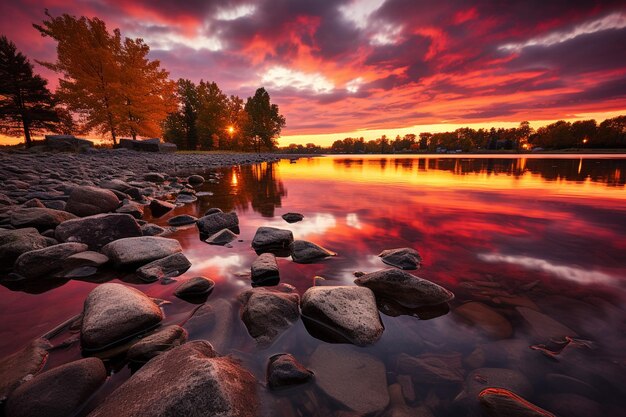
102;236;182;268
140;223;166;236
385;383;435;417
14;242;88;278
174;276;215;299
204;228;237;245
355;269;454;308
135;252;191;282
127;325;188;362
148;199;175;217
464;339;532;369
0;228;49;266
479;388;555;417
309;344;389;415
143;172;165;182
55;213;142;250
22;198;45;208
99;179;131;192
5;358;106;417
175;193;197;204
251;253;279;285
301;286;383;346
267;353;313;390
516;306;577;342
183;300;234;353
41;200;66;211
238;287;300;348
10;207;77;231
251;226;293;253
396;352;464;384
465;368;533;399
196;211;239;237
167;214;197;226
65;186;120;217
454;302;513;339
115;201;143;219
0;338;52;402
281;212;303;223
0;192;13;206
81;283;164;351
64;251;109;268
290;240;336;263
187;174;205;184
88;341;258;417
378;247;422;270
204;207;223;215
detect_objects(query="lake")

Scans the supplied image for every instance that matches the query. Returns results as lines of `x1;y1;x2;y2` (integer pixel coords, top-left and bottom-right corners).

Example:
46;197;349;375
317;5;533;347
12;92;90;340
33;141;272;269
1;154;625;416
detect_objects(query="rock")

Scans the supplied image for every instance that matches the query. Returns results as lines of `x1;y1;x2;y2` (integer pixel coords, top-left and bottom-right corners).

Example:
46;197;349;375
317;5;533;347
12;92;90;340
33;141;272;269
174;276;215;299
0;192;14;206
196;212;239;237
5;358;106;417
88;341;258;417
187;174;205;184
465;368;533;399
135;252;191;282
204;228;237;245
143;172;165;182
251;253;279;285
0;228;49;266
99;179;131;192
167;214;197;226
64;251;110;268
290;240;336;263
516;307;577;342
22;198;45;208
127;325;188;362
540;393;600;417
301;286;383;346
267;353;313;390
396;352;464;384
41;200;65;211
183;300;234;353
65;186;120;217
10;207;77;231
479;388;556;417
140;222;166;236
251;226;293;253
0;338;52;402
454;302;513;339
464;339;532;369
355;269;454;308
176;193;197;204
238;287;300;348
115;201;143;219
204;207;223;215
379;247;422;270
148;199;175;217
310;344;389;414
281;212;303;223
14;242;88;278
81;283;164;351
55;213;142;250
102;236;182;268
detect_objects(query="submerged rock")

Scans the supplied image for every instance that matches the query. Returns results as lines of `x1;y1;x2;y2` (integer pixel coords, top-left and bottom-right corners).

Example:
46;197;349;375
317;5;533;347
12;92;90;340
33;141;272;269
465;368;533;400
148;199;175;218
0;228;49;267
88;341;258;417
102;236;182;268
251;227;293;253
301;286;383;346
281;212;303;223
183;300;234;353
55;213;142;250
187;174;205;184
5;358;106;417
267;353;313;390
290;240;336;263
65;186;120;217
204;228;237;245
10;207;76;231
196;212;239;237
396;352;464;384
14;242;88;278
0;338;52;402
251;253;279;285
378;247;422;270
516;307;577;342
167;214;197;226
81;283;163;351
174;276;215;299
135;252;191;282
355;269;454;308
127;325;188;363
454;302;513;339
479;388;556;417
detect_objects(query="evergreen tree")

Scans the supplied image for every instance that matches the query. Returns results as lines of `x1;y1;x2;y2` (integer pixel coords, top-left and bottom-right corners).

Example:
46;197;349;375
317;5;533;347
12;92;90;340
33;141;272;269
244;88;285;153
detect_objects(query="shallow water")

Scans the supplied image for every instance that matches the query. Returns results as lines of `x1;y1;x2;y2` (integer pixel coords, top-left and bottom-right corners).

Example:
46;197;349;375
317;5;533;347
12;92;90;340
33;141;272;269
1;155;626;416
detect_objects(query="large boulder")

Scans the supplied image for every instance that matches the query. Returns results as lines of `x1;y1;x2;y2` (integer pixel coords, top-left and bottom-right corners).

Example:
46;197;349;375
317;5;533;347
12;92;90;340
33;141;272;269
0;338;52;402
378;247;422;270
14;243;88;278
0;228;49;266
88;341;258;417
301;286;383;346
55;213;142;250
5;358;106;417
251;227;293;253
102;236;182;268
65;186;120;217
10;208;77;231
238;287;300;348
355;269;454;308
126;325;188;363
290;240;336;263
196;212;239;237
81;283;164;351
135;252;191;282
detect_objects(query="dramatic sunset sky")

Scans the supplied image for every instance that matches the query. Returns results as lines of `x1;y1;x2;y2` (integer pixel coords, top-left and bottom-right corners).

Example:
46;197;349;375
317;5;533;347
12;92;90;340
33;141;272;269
2;0;626;145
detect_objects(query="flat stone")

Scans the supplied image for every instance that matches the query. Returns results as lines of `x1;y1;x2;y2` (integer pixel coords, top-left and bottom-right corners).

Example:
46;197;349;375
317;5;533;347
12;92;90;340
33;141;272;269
143;172;165;182
479;388;556;417
251;227;293;253
204;228;237;245
281;212;303;223
64;251;110;268
135;252;191;282
65;186;120;217
81;283;164;351
99;179;131;192
127;325;188;363
196;212;239;237
10;208;77;231
455;302;513;339
88;341;258;417
175;194;197;204
55;213;142;250
238;288;300;348
378;247;422;270
0;338;52;402
187;174;205;184
309;344;389;415
167;214;197;226
251;253;279;285
0;228;49;266
140;223;166;236
174;276;215;299
14;242;88;278
5;358;106;417
204;208;223;215
355;269;454;308
516;307;577;342
102;236;182;268
290;240;336;263
267;353;313;390
148;199;175;217
301;286;383;346
396;352;464;384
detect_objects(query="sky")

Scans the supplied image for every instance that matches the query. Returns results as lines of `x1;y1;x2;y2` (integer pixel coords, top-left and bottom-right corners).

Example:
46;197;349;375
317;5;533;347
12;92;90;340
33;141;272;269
1;0;626;146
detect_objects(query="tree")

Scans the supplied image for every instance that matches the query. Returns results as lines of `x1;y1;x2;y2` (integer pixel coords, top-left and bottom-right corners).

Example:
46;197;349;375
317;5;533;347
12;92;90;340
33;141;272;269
163;79;199;149
0;36;58;147
196;81;228;150
244;88;285;152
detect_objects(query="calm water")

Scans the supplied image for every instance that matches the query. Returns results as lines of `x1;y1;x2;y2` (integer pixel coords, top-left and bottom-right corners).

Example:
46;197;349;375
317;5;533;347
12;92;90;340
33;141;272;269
1;155;626;416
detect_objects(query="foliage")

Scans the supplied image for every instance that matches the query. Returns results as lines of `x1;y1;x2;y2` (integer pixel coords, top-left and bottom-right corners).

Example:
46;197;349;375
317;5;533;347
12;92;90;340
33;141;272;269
244;88;286;153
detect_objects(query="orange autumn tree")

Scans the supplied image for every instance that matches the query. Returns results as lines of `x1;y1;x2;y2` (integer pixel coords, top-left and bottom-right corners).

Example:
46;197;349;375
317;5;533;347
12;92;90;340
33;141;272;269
34;11;176;144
